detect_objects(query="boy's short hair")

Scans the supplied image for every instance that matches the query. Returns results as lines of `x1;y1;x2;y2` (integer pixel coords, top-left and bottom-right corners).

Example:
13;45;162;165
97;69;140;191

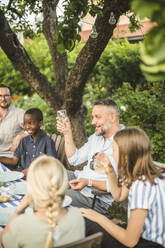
25;108;43;122
0;84;12;96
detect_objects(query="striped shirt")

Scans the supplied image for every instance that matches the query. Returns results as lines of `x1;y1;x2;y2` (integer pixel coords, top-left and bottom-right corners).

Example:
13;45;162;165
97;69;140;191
128;176;165;246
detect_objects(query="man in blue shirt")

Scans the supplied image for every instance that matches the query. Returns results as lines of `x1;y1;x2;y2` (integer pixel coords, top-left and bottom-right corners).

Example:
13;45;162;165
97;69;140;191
57;99;123;214
0;108;57;176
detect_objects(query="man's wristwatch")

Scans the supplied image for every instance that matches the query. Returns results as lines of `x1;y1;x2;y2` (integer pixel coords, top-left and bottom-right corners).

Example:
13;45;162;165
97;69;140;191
88;178;92;187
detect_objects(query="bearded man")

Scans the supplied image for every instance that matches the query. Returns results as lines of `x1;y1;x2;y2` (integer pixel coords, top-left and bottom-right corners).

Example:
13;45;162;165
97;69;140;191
57;99;124;214
0;84;25;168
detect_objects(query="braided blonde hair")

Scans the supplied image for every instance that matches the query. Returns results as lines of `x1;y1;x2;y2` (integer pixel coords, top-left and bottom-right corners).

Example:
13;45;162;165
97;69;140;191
27;155;68;248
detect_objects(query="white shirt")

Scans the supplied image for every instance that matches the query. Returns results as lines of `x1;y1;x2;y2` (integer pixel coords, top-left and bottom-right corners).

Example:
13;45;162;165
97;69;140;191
68;132;117;205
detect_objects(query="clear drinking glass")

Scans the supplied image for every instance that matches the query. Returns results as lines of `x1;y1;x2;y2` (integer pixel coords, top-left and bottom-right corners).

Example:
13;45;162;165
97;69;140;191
57;109;67;123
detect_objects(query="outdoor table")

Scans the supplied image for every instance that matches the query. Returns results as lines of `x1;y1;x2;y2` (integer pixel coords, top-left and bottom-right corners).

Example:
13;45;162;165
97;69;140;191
0;163;26;227
0;163;72;228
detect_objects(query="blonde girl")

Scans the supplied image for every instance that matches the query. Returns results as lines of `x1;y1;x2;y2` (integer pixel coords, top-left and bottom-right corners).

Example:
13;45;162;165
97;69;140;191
1;155;85;248
81;127;165;248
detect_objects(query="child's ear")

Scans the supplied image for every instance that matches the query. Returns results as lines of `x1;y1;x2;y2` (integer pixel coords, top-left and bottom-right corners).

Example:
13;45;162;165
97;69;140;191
39;121;43;127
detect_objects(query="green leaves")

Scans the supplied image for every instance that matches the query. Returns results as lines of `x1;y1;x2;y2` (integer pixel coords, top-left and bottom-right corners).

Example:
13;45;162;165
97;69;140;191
140;26;165;81
112;82;165;162
54;0;104;53
128;13;142;33
0;0;103;53
131;0;165;81
54;0;89;53
0;0;42;35
131;0;162;23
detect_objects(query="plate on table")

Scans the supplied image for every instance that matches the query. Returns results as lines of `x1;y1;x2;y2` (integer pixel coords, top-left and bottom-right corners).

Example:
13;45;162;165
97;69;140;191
62;195;72;207
0;171;24;183
14;181;27;195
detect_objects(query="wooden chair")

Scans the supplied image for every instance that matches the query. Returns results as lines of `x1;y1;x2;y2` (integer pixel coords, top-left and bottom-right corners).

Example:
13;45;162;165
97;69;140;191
56;232;103;248
91;190;110;209
51;133;86;170
51;133;67;166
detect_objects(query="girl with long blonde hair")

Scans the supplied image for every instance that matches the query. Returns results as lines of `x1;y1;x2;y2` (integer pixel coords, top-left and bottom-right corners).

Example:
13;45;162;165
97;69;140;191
81;127;165;248
1;155;85;248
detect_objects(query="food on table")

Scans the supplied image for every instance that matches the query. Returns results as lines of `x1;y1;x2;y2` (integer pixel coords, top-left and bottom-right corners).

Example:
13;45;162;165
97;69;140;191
0;195;11;203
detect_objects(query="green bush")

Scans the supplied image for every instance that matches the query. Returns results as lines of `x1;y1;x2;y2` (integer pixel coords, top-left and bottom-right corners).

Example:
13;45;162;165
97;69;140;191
0;48;33;96
84;39;147;99
25;36;54;83
84;82;165;163
113;82;165;162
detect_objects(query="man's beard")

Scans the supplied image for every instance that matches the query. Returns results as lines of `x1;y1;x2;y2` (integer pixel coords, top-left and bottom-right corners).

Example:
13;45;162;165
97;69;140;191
0;102;10;109
95;129;106;136
95;123;112;136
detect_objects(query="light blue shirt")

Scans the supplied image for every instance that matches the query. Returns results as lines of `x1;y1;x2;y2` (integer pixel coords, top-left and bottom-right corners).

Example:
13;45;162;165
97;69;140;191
68;133;117;205
128;176;165;246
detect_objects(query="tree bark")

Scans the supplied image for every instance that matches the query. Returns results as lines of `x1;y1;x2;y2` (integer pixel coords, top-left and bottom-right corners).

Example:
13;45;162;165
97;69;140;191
42;0;68;100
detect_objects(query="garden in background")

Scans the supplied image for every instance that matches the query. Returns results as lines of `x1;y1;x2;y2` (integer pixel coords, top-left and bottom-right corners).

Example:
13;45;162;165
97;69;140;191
1;37;165;163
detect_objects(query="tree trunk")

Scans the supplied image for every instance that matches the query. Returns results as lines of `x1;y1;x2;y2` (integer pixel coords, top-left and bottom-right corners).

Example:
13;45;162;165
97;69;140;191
42;0;68;100
70;105;88;147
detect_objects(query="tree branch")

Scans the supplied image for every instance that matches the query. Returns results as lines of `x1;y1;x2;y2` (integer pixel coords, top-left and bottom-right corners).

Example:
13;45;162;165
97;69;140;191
65;0;130;115
7;0;22;18
7;0;13;10
42;0;68;101
0;9;62;114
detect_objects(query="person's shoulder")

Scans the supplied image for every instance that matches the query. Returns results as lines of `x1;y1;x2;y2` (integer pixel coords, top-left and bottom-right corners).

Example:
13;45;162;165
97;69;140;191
12;213;40;231
67;207;85;225
88;133;97;140
11;106;24;112
131;178;153;192
40;131;50;139
16;134;30;150
10;106;25;116
21;134;30;142
42;131;55;143
68;206;83;216
10;213;30;226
